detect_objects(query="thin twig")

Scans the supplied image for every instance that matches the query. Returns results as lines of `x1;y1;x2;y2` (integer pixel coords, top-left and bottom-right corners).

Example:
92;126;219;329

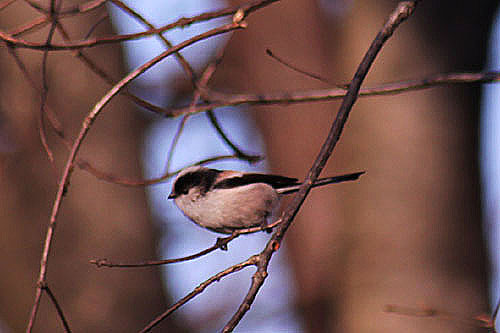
26;1;274;326
90;219;283;268
38;0;61;163
164;114;191;175
26;20;249;333
1;0;279;50
83;12;108;39
168;44;262;166
163;49;224;174
5;45;65;137
206;110;262;162
167;71;500;117
22;0;45;12
139;256;259;333
222;1;421;331
199;40;261;162
384;304;494;328
492;299;500;324
9;15;49;36
91;234;239;268
108;0;197;85
265;48;348;88
22;0;105;15
77;154;239;186
26;0;63;329
43;284;72;333
54;21;168;116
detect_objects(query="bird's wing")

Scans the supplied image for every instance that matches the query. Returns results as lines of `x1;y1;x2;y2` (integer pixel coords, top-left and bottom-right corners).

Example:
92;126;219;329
213;173;299;190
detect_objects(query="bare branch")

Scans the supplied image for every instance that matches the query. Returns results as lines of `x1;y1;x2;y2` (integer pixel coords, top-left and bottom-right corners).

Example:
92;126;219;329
140;256;259;333
16;0;493;332
77;154;240;186
90;219;283;268
91;234;239;268
23;0;109;16
38;0;61;163
207;110;262;163
266;48;347;87
26;3;274;329
164;45;262;176
167;71;500;117
26;19;248;333
54;21;169;116
222;1;421;331
385;304;494;328
43;284;72;333
108;0;197;85
1;0;279;50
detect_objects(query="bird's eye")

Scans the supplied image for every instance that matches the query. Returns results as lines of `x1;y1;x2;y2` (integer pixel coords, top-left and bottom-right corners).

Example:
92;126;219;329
174;178;192;195
174;172;202;195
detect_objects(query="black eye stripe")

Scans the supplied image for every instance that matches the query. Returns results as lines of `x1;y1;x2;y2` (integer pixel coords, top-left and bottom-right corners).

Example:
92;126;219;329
174;169;221;196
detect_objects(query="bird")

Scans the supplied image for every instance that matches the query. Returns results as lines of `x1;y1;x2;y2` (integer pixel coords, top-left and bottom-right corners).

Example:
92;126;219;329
168;166;364;234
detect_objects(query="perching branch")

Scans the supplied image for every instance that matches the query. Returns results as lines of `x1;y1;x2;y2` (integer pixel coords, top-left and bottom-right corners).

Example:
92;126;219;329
90;218;283;268
13;0;493;332
222;1;421;331
26;5;267;331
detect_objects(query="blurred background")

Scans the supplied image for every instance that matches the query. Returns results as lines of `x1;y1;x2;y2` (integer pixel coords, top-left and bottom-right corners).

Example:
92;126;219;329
0;0;499;332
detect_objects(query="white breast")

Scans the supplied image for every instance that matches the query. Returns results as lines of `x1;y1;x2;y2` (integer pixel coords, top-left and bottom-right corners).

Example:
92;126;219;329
174;183;280;233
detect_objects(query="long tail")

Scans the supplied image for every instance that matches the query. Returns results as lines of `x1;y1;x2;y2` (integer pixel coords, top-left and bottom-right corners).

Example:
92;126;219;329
277;171;365;195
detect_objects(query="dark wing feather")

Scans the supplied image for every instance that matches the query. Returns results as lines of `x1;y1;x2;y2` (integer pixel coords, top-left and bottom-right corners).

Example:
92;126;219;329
213;173;299;190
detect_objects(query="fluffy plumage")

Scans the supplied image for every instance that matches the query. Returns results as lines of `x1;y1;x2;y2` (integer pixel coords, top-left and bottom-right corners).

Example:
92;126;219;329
168;166;364;234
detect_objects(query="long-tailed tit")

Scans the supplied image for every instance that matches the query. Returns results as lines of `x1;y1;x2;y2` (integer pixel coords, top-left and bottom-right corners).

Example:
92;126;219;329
168;166;364;234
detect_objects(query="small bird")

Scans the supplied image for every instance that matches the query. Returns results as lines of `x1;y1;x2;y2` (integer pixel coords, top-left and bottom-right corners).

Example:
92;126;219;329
168;166;364;234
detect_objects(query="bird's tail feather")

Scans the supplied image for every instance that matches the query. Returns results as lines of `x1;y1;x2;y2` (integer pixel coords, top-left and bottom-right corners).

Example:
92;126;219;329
277;171;365;195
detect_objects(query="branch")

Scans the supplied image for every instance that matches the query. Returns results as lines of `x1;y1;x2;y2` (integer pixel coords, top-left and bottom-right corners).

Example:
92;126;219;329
266;48;347;87
108;0;197;85
38;0;61;163
54;21;170;116
166;71;500;117
162;57;219;174
76;154;238;186
90;219;284;268
384;304;494;328
26;19;249;333
164;45;261;175
22;0;106;15
1;0;279;50
26;1;277;329
9;14;49;37
8;0;105;37
207;110;262;163
43;284;72;333
222;1;421;331
139;256;259;333
201;39;262;162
